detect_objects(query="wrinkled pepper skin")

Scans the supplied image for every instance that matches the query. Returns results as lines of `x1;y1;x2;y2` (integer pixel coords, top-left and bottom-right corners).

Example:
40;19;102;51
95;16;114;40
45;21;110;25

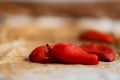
29;45;57;63
80;43;115;62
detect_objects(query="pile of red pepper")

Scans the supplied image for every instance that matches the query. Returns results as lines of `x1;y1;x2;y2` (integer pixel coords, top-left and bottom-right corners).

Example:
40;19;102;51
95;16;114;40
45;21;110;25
29;30;116;65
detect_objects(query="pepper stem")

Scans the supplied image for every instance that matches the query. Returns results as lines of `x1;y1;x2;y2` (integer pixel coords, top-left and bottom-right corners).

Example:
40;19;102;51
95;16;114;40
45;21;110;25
46;44;51;53
46;44;59;62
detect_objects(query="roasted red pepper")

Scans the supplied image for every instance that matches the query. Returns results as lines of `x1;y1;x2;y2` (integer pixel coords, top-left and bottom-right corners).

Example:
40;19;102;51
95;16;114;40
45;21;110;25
80;30;115;43
29;45;57;63
52;43;99;65
80;43;115;62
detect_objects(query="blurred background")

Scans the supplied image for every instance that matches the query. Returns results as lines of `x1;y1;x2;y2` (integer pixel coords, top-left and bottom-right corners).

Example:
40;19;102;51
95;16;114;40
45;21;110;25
0;1;120;80
0;0;120;44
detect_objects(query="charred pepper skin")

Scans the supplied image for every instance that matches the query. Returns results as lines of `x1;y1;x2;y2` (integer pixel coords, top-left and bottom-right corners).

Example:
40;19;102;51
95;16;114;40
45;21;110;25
52;43;99;65
80;30;115;43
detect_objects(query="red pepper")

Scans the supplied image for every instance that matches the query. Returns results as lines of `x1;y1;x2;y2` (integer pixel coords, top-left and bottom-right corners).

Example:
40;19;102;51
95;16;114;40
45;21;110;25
29;45;57;63
80;30;115;43
52;43;99;65
80;43;115;62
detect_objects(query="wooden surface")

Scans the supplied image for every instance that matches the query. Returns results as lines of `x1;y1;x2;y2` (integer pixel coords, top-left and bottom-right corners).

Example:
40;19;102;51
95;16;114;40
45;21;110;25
0;1;120;19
